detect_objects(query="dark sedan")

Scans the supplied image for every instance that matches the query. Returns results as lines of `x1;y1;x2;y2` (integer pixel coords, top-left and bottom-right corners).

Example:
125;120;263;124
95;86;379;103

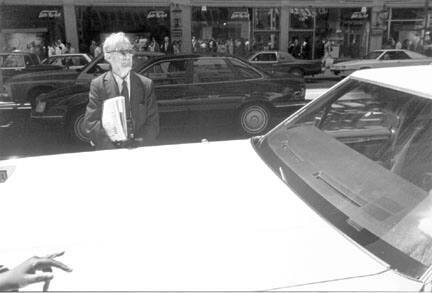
0;51;63;81
32;54;306;144
248;51;322;77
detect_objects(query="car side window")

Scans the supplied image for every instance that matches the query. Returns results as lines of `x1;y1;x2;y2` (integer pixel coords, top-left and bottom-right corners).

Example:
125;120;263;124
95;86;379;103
394;51;410;59
142;60;188;85
382;51;410;60
254;53;277;62
192;58;236;83
87;58;110;74
24;55;32;66
3;55;25;67
229;58;261;80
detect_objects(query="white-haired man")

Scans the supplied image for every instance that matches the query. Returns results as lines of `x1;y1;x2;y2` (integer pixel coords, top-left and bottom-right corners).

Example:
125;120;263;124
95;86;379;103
83;32;159;149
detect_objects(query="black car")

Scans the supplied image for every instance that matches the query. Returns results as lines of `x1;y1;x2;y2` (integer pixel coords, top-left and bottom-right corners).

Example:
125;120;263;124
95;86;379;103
32;54;306;144
248;51;323;77
0;51;163;128
0;51;63;82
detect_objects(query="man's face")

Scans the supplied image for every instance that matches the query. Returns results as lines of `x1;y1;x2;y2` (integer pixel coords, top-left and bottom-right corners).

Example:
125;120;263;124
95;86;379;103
105;41;133;77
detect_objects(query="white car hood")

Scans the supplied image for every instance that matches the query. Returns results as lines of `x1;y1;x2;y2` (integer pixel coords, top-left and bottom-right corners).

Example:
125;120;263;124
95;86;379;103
0;140;422;291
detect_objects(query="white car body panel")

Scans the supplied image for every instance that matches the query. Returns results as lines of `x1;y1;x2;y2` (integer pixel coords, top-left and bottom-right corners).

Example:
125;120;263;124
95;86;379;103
0;139;424;291
330;50;432;73
351;65;432;100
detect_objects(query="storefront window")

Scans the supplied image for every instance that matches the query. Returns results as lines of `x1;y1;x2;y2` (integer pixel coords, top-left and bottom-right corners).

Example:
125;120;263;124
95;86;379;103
75;6;170;54
253;8;280;51
254;8;279;30
391;8;425;20
0;5;64;59
192;7;280;56
192;7;252;56
385;8;427;54
289;7;370;60
290;8;314;30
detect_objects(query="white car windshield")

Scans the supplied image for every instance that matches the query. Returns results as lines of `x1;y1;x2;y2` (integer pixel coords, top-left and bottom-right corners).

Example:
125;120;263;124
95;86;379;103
254;78;432;280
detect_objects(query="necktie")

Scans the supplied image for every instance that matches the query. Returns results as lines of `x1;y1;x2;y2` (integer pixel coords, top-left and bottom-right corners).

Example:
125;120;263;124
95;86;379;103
121;79;134;139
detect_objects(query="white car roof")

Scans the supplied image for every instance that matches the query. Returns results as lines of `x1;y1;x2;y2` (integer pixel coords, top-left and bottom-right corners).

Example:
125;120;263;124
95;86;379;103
351;65;432;99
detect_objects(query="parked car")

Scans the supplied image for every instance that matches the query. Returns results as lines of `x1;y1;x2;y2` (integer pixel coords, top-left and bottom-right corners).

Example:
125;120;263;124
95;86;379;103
247;50;322;77
330;49;432;75
3;65;432;291
0;51;63;82
32;54;306;143
41;53;92;70
0;51;163;127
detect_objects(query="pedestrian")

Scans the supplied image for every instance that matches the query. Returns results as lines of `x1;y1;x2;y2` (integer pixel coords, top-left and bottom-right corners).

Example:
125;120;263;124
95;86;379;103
48;43;56;57
65;42;76;53
148;37;160;52
191;36;199;53
0;251;72;291
94;42;102;56
173;40;181;54
83;32;159;150
322;38;333;69
160;36;174;55
89;40;97;57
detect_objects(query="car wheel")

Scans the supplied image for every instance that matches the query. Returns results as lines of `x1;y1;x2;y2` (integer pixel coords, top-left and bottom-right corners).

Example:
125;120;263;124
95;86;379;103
67;109;90;145
238;104;270;135
289;68;304;77
333;70;340;75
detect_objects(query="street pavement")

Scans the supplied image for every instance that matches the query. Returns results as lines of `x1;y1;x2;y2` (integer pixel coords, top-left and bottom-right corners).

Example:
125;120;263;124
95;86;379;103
0;77;337;161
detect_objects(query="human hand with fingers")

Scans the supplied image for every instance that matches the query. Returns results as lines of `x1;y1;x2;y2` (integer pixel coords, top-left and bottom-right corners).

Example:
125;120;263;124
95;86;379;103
0;251;72;291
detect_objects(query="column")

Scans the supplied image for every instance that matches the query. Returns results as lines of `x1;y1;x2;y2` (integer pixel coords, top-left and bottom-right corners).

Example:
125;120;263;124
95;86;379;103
63;0;79;52
280;5;290;52
170;0;191;54
369;5;385;51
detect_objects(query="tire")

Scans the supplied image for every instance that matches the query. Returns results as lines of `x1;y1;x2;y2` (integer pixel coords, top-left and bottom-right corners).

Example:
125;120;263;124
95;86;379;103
238;104;270;135
289;68;304;77
67;109;90;145
332;70;340;75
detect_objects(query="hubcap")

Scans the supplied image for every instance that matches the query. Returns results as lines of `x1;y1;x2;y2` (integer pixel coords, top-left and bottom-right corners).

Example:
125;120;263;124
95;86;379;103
242;106;268;134
74;114;89;142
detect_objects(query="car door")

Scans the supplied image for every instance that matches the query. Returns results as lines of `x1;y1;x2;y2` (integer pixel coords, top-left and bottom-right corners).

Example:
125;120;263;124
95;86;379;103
1;54;25;81
378;51;403;68
249;52;277;71
187;57;251;127
140;59;192;128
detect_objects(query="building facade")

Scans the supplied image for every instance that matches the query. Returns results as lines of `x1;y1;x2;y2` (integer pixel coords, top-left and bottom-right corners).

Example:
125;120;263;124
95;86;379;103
0;0;430;60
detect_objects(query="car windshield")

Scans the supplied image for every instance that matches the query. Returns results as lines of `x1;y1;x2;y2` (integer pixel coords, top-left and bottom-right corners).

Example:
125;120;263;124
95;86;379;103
253;78;432;279
364;51;383;59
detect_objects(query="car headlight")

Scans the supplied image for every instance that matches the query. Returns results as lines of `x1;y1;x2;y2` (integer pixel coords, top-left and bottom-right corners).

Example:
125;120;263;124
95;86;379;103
35;101;47;113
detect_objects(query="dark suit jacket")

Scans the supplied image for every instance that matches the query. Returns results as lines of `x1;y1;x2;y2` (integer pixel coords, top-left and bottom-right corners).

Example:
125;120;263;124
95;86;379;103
83;71;159;150
160;41;174;55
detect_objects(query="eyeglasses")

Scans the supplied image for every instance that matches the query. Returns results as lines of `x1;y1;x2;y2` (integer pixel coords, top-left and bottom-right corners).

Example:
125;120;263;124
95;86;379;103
106;49;135;56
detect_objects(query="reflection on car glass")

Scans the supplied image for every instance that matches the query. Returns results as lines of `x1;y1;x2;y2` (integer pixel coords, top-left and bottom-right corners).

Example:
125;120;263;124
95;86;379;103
261;78;432;277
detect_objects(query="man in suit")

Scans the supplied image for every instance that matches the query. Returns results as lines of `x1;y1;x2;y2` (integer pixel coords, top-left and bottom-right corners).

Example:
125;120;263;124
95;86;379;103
160;36;174;55
83;32;159;150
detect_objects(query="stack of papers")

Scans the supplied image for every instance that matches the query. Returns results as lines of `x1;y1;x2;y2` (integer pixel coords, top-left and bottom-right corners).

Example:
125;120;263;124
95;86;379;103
102;96;128;141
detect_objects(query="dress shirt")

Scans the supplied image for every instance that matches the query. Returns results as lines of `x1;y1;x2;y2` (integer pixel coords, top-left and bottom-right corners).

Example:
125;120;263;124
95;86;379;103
112;71;131;99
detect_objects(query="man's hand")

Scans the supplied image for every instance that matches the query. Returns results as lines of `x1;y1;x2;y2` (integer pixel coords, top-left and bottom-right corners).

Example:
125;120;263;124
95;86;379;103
0;251;72;291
